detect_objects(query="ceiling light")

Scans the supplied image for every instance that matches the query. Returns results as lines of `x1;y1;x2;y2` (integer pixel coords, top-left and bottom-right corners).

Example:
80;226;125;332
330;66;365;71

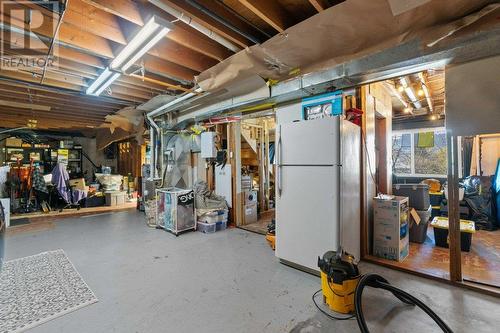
397;85;405;93
417;73;433;113
417;88;425;96
86;67;121;96
430;114;438;120
403;107;412;114
401;77;422;109
110;16;172;72
86;16;172;96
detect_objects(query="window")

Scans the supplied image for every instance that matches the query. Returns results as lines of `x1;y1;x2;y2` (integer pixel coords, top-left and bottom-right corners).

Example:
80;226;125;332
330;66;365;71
392;128;447;177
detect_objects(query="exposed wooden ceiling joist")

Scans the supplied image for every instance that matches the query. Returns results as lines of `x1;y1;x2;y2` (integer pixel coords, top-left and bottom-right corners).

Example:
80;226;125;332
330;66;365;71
308;0;328;12
237;0;292;33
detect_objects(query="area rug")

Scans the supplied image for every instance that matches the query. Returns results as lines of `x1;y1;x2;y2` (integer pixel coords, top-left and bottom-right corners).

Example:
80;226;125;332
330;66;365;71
0;250;98;332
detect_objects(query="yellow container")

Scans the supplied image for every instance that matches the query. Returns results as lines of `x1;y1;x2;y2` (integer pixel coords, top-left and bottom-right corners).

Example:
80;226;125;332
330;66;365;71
320;272;359;314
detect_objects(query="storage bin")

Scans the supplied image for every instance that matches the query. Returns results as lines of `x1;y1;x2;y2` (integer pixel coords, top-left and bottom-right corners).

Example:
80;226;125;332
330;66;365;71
409;205;432;243
431;206;441;219
197;221;216;234
429;191;444;206
393;184;430;210
198;210;228;224
216;220;227;231
430;217;475;252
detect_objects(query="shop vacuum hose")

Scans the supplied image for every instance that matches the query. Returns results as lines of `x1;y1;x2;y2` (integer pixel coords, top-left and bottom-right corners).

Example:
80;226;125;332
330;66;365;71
353;274;453;333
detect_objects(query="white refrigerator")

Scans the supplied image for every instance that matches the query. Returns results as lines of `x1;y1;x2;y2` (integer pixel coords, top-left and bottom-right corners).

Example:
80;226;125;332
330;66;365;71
275;116;361;272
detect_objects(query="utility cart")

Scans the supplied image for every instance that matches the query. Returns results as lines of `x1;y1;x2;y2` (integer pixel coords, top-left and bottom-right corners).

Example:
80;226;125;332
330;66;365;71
156;188;196;236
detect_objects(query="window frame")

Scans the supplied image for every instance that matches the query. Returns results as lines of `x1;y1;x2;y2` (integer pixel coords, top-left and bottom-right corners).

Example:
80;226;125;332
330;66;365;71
392;127;447;178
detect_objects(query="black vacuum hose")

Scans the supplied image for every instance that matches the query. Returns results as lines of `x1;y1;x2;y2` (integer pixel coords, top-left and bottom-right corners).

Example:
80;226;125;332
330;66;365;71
354;274;454;333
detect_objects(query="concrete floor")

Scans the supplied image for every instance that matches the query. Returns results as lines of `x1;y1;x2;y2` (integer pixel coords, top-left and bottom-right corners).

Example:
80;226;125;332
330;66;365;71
4;210;499;333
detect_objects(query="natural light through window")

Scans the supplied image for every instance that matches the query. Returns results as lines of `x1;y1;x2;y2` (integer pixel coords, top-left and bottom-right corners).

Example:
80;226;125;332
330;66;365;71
392;128;447;177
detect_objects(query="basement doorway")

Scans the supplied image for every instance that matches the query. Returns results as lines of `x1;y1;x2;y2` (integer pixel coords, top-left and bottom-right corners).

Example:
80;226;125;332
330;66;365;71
362;67;500;291
237;115;276;235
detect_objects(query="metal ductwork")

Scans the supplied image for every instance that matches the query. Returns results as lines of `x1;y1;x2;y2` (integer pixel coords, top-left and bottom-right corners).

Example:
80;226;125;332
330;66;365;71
148;0;241;53
156;26;500;127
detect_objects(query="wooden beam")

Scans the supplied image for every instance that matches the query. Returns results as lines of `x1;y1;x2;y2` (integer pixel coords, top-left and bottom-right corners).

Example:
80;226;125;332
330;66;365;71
149;40;217;72
0;82;130;107
0;114;102;129
0;93;117;116
160;0;249;48
79;0;144;26
1;7;114;57
308;0;328;12
237;0;291;33
83;0;233;62
142;55;197;83
66;2;217;73
66;0;128;45
0;70;83;91
2;9;196;84
0;108;106;123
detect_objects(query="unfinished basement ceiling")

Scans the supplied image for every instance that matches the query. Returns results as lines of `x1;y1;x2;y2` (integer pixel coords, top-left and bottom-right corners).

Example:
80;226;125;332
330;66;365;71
388;69;445;120
0;0;336;130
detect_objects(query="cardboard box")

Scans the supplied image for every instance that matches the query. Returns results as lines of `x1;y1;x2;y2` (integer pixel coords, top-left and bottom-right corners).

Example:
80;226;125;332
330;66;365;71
244;201;258;224
5;137;22;147
373;196;409;262
69;178;86;191
105;191;126;206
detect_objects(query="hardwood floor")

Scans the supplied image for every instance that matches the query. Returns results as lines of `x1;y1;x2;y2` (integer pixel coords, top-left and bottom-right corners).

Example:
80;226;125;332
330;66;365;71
368;227;500;288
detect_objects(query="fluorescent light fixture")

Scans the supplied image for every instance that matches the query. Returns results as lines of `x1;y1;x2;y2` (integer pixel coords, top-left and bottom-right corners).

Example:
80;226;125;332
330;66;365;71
401;77;422;109
418;72;434;113
87;68;113;95
86;67;121;96
86;16;171;96
111;16;172;72
94;72;121;96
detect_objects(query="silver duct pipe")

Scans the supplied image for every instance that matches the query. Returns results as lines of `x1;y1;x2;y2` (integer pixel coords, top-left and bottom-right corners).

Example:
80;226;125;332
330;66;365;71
147;0;241;53
146;114;160;180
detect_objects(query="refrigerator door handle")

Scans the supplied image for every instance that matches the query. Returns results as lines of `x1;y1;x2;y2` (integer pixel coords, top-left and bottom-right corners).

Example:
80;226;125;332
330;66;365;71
277;127;283;197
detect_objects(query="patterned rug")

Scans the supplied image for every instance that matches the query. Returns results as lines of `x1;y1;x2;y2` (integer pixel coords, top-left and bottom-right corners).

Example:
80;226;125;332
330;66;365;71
0;250;98;332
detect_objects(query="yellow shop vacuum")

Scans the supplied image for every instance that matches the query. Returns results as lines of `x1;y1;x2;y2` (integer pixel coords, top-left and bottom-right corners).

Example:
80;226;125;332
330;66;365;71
317;251;360;314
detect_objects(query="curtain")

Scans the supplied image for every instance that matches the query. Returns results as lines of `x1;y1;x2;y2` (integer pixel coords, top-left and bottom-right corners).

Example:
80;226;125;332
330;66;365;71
462;136;474;177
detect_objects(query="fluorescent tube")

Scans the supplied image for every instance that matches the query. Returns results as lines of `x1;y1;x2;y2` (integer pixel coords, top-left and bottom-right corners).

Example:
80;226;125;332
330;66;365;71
120;27;170;72
94;73;121;96
86;68;113;95
110;16;172;72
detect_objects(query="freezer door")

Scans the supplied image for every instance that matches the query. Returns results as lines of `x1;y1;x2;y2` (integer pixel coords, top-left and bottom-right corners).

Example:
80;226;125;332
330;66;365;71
277;117;340;166
275;165;340;271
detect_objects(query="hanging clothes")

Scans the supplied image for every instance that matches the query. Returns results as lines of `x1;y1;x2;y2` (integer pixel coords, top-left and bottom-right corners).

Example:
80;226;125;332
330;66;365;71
51;164;87;204
32;167;48;194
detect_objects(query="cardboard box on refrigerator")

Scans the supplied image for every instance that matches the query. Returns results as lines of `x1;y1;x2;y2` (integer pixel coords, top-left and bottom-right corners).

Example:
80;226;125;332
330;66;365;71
373;196;409;262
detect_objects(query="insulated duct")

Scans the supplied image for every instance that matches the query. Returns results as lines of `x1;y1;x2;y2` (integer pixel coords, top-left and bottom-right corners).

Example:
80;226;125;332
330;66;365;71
147;0;241;53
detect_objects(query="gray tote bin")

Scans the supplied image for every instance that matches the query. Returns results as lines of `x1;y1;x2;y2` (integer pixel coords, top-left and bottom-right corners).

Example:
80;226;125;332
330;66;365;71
409;205;432;243
393;184;430;210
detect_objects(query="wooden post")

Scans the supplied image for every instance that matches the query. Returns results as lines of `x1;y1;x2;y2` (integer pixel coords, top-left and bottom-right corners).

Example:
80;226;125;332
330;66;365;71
264;119;271;210
228;122;243;226
447;133;462;281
